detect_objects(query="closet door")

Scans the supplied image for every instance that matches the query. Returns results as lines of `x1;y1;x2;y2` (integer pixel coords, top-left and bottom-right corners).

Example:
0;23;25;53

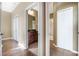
57;7;73;50
12;16;19;41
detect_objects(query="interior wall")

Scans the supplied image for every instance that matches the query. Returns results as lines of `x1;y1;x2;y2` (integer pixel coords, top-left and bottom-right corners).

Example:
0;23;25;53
28;15;34;30
12;2;33;47
50;14;53;40
73;3;78;51
32;10;38;31
1;11;12;38
28;10;38;31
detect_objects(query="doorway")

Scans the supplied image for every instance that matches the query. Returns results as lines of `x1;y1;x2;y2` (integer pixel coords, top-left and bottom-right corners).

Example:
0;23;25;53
25;2;45;56
27;7;38;56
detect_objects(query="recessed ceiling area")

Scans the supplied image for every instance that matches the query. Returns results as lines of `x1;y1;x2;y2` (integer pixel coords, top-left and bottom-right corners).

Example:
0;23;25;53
2;2;20;12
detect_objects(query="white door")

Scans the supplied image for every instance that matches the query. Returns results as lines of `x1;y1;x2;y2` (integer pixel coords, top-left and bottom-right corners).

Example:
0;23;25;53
12;16;19;41
57;7;73;51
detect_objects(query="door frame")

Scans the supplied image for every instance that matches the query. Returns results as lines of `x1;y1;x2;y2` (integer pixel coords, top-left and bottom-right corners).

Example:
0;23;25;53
45;2;51;56
24;2;45;56
78;3;79;56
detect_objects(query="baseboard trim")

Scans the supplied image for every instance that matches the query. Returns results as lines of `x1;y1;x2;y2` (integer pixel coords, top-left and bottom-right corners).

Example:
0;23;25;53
2;37;13;40
53;43;78;54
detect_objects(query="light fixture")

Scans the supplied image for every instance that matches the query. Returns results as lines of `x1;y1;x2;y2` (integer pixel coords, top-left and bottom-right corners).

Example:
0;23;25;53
28;9;34;15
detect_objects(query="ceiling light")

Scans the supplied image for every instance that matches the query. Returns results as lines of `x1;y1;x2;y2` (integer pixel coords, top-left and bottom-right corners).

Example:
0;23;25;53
28;9;34;16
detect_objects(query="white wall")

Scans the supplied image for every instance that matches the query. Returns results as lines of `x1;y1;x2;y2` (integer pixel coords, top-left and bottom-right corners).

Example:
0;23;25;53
1;11;12;38
12;2;33;48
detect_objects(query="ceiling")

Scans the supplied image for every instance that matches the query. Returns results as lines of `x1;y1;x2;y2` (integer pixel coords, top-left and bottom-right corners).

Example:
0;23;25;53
1;2;53;13
2;2;20;12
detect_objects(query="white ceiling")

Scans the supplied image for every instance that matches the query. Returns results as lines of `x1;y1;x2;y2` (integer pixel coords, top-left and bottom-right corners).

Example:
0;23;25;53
2;2;20;12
